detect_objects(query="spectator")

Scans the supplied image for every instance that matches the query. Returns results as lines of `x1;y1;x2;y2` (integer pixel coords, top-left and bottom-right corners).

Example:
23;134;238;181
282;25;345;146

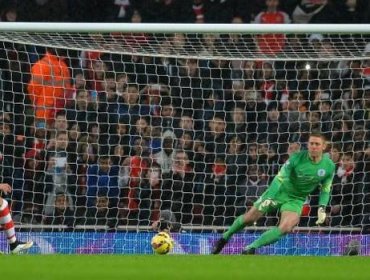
69;71;87;100
237;164;268;208
83;194;118;228
171;58;210;111
254;0;290;54
0;119;16;185
225;136;247;187
0;1;17;22
75;124;100;165
291;0;329;23
338;0;370;23
43;192;74;229
178;114;194;135
12;202;42;226
137;163;162;225
259;61;276;104
28;48;71;122
226;105;247;142
196;92;224;125
85;123;100;147
317;98;333;138
283;92;308;133
203;114;228;170
0;43;28;136
207;59;232;90
177;131;194;159
98;71;119;128
156;96;177;133
200;33;219;57
109;120;131;161
151;209;181;232
67;121;83;166
304;110;322;132
244;90;266;142
12;149;45;213
257;101;289;145
152;131;177;175
119;138;151;222
257;142;279;178
43;131;75;217
115;73;128;96
140;84;168;118
86;155;120;207
66;89;98;133
247;143;258;165
109;0;134;22
192;0;205;23
203;157;232;225
119;83;147;120
226;80;247;106
87;58;108;93
331;151;361;226
162;151;194;224
242;61;257;86
330;143;342;166
26;121;48;159
54;111;69;130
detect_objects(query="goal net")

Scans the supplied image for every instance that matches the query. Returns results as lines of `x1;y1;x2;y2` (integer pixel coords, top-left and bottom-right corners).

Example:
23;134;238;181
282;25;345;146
0;23;368;255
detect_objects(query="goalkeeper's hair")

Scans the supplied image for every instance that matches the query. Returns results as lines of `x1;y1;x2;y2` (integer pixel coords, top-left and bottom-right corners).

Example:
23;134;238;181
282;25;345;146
309;131;327;142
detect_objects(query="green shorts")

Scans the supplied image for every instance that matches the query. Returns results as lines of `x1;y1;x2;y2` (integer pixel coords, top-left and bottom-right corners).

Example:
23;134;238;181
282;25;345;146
253;181;305;215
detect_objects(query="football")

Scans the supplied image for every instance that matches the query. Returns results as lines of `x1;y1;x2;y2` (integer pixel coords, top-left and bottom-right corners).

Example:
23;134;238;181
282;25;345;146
151;232;174;255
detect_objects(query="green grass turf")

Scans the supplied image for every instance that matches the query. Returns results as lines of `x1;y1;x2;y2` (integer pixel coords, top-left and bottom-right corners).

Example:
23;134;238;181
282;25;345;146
2;255;370;280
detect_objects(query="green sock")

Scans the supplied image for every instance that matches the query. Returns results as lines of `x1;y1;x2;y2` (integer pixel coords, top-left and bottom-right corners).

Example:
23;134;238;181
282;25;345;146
247;227;284;249
222;215;246;241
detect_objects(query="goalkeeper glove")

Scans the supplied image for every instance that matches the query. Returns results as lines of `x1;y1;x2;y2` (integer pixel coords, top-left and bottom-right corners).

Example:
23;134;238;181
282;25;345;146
316;207;326;225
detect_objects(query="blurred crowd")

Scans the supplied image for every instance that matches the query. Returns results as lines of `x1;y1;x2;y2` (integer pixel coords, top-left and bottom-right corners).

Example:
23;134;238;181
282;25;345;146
0;0;369;232
1;0;370;24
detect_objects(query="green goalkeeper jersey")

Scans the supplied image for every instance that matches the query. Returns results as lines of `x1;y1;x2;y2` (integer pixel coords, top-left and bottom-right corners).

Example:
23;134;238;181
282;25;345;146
273;150;335;206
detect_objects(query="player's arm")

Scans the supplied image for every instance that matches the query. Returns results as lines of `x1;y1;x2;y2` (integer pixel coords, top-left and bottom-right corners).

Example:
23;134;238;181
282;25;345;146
316;167;335;225
266;153;297;197
318;174;333;207
275;153;298;182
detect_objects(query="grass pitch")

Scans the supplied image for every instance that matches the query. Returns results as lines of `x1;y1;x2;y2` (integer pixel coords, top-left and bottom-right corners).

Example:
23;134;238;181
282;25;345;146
3;255;370;280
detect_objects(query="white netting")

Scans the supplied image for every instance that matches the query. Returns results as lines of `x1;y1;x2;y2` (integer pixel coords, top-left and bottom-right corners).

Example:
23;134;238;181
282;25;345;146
0;25;369;254
0;31;369;61
0;23;370;61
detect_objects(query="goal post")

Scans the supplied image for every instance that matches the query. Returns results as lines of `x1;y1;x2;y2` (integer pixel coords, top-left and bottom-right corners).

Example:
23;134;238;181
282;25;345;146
1;22;370;34
0;23;368;255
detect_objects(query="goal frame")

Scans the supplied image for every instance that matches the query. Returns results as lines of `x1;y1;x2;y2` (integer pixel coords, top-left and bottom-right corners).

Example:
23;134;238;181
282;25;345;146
0;22;366;234
0;22;370;34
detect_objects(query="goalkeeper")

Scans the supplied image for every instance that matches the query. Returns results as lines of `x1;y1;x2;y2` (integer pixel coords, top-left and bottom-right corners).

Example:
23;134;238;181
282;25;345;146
212;133;335;254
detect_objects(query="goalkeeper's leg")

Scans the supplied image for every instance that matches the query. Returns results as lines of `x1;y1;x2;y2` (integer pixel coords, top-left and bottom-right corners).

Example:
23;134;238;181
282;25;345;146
242;211;299;254
211;206;263;254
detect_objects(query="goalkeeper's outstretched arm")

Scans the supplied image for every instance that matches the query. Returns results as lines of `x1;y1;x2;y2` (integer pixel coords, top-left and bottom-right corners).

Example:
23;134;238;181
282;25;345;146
316;171;335;225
